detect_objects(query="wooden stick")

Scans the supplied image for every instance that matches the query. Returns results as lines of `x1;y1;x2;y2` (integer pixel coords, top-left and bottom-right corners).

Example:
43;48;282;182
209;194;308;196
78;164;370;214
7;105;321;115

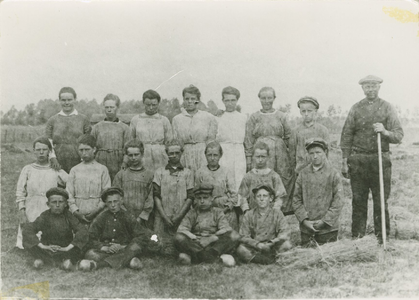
377;132;387;250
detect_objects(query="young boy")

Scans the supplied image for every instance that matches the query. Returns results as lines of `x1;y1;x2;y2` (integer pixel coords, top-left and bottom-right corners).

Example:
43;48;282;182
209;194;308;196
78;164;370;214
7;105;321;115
80;187;161;271
113;139;154;227
292;138;344;246
236;185;291;265
153;140;194;236
67;134;111;224
195;141;239;230
174;184;240;266
238;141;288;214
22;187;88;270
289;96;330;175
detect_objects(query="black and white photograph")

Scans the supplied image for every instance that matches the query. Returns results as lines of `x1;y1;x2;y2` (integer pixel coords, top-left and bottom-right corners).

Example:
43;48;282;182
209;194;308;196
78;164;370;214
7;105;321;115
1;0;419;298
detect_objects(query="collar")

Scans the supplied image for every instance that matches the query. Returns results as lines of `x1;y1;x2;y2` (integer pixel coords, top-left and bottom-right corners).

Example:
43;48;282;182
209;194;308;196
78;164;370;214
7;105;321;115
311;161;328;172
129;166;144;172
207;165;220;171
255;206;273;216
251;168;272;175
165;162;184;174
58;109;78;116
181;108;200;117
104;117;119;123
259;109;277;115
362;97;381;105
302;121;316;128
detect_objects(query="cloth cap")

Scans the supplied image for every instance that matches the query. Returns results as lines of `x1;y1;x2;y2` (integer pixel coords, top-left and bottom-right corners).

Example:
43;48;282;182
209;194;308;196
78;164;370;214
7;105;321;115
297;96;319;109
358;75;383;85
46;187;69;200
252;184;275;197
305;138;328;151
193;183;214;196
101;187;124;202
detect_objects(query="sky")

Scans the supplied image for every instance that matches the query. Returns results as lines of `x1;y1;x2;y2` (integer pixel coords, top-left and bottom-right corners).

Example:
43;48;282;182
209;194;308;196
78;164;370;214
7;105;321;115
1;0;418;116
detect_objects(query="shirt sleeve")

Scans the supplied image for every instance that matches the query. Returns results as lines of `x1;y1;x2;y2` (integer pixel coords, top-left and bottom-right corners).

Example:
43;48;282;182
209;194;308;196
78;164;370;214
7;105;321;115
66;169;79;213
113;171;123;189
163;117;174;144
340;106;356;159
244;114;256;158
83;116;92;134
321;171;344;227
238;175;250;212
45;117;57;159
292;173;308;223
273;173;287;210
130;117;137;139
16;166;29;210
281;114;292;148
185;169;195;200
57;169;69;188
99;167;111;210
385;104;404;144
272;209;290;244
216;210;232;233
22;214;44;249
152;169;162;200
177;210;194;234
288;128;298;171
226;170;238;209
88;213;106;250
91;124;98;139
239;212;258;248
139;181;154;221
67;211;89;250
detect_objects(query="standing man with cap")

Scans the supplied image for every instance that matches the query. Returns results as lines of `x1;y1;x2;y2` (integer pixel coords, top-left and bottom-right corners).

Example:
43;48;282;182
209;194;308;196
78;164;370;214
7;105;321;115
340;75;403;243
289;96;330;175
293;138;344;246
174;183;240;266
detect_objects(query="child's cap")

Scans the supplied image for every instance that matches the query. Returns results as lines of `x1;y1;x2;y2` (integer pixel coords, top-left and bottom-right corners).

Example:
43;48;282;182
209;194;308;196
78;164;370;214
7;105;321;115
46;187;69;200
252;184;275;196
297;96;319;109
193;184;214;196
305;138;328;151
101;187;124;202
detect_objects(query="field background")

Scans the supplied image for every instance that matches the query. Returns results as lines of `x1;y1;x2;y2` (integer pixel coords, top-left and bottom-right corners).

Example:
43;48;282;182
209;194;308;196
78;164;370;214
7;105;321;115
1;125;419;298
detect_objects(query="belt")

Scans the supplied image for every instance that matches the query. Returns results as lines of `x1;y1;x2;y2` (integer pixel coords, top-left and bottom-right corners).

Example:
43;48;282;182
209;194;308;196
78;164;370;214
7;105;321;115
97;149;123;153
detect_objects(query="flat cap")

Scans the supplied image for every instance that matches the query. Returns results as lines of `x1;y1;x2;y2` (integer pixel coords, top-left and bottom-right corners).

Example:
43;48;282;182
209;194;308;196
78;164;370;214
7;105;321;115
252;184;275;196
193;183;214;196
305;138;328;151
358;75;383;85
46;187;69;200
101;187;124;202
297;96;319;109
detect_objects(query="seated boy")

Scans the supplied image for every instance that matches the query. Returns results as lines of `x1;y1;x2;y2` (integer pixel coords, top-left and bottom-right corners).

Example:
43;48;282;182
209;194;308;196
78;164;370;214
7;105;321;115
292;138;344;246
238;141;287;214
236;185;291;265
67;134;111;224
174;184;240;266
153;140;194;236
22;187;88;270
113;139;154;227
80;187;161;271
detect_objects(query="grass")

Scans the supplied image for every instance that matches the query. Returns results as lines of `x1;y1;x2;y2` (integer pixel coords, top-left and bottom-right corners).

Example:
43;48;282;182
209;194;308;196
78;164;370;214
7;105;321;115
2;128;419;298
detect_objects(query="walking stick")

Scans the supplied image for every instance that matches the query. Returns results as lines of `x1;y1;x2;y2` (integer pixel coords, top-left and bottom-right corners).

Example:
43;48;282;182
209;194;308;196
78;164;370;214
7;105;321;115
377;132;387;250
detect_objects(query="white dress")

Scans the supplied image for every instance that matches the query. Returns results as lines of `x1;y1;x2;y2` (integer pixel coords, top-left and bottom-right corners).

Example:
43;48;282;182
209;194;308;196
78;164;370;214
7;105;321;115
216;111;247;192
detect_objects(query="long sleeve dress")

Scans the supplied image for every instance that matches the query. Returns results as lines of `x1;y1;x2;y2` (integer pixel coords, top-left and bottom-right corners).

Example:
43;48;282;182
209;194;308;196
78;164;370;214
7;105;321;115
244;109;294;213
45;112;91;173
130;113;173;172
195;165;239;230
172;109;218;173
15;163;68;248
91;120;131;181
216;111;247;192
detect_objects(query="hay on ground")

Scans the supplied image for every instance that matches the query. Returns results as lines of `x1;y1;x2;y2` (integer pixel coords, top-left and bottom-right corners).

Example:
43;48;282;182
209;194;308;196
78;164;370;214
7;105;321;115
276;236;380;270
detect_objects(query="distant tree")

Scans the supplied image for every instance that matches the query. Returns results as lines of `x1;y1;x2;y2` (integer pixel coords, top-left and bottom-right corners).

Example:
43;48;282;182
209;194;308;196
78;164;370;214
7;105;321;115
327;104;337;117
279;104;291;114
207;100;219;116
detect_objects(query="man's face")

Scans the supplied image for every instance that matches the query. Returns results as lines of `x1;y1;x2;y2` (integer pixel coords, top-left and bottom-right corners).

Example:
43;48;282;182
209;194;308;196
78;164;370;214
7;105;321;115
222;94;238;112
144;98;159;115
308;146;326;167
48;195;67;215
126;147;142;168
167;145;182;165
362;83;380;100
299;102;317;123
259;90;275;111
255;189;273;209
205;147;221;168
183;93;199;112
103;100;118;119
34;142;50;164
254;149;269;169
78;143;95;162
196;194;213;211
59;92;75;113
105;194;122;214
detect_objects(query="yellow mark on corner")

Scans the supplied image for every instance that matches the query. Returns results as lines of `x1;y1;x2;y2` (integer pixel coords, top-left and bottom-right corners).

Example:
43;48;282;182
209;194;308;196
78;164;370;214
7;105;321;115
2;281;50;299
383;7;419;23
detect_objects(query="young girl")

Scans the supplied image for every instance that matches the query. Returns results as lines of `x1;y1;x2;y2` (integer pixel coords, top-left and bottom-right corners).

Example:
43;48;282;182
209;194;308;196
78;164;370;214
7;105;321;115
15;137;68;249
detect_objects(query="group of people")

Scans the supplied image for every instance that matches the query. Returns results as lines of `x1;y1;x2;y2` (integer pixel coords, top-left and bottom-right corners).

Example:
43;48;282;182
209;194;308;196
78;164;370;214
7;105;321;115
16;75;403;271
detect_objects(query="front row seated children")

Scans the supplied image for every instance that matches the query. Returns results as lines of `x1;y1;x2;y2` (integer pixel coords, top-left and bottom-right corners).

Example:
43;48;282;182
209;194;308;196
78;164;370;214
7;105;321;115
80;187;162;271
153;140;194;236
238;141;288;215
292;138;344;246
67;134;111;224
22;187;88;270
174;184;240;267
236;185;291;265
113;139;154;227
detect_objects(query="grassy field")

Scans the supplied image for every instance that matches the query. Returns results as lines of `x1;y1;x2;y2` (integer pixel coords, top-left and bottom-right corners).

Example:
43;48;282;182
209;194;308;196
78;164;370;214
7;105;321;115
1;128;419;298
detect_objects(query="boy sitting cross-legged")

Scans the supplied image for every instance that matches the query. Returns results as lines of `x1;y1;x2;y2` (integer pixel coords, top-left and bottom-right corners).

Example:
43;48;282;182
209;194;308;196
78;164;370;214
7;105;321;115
22;187;88;270
79;187;162;271
174;183;240;267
